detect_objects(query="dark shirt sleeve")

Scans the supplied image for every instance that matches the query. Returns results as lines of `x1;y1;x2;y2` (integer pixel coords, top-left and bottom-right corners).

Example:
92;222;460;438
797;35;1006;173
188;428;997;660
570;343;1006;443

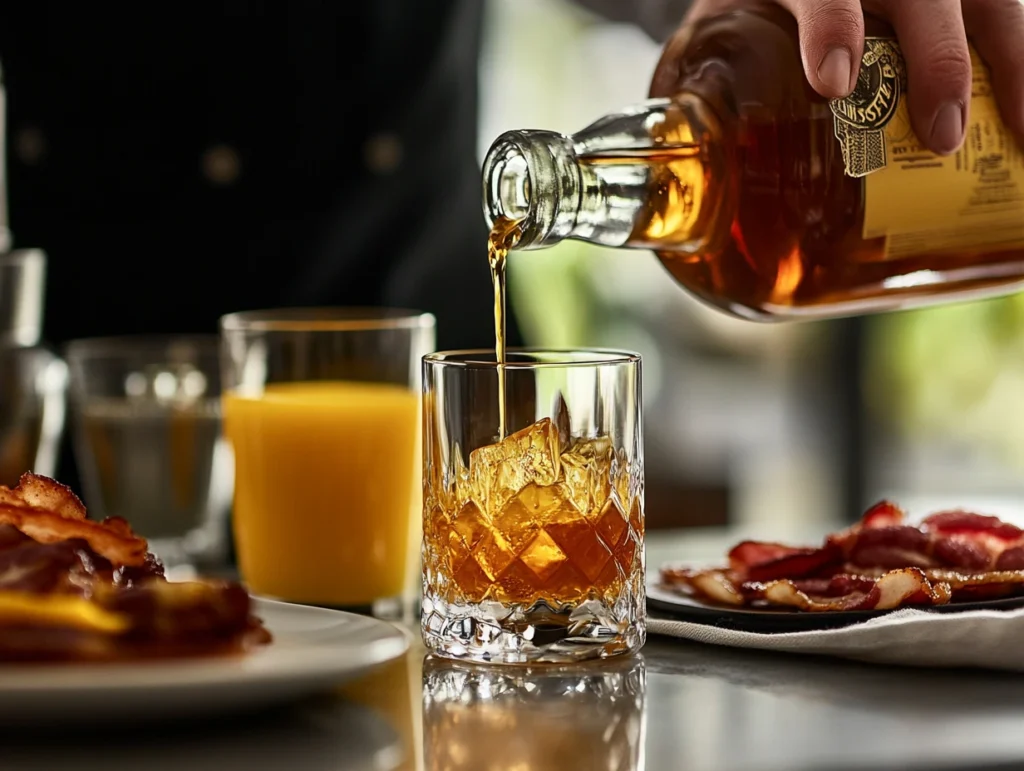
568;0;694;41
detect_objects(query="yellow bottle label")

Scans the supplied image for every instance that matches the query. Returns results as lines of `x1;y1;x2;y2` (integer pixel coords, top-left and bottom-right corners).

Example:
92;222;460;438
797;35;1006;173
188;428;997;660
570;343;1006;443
831;39;1024;260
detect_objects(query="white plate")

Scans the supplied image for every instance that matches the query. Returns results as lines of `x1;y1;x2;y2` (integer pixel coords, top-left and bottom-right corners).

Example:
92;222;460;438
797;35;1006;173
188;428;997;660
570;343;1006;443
0;598;411;725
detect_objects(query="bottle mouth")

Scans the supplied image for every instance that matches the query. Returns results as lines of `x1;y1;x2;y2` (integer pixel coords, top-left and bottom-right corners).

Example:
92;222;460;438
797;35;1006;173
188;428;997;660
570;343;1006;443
481;130;579;250
482;136;534;224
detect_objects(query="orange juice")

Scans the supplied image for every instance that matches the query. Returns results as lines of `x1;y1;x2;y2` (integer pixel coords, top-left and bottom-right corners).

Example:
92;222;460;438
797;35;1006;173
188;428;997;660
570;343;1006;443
223;381;420;606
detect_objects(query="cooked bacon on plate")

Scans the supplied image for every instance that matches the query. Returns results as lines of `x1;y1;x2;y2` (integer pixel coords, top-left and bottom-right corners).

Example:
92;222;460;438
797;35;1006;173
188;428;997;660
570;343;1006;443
0;473;271;661
660;501;1024;612
0;474;149;567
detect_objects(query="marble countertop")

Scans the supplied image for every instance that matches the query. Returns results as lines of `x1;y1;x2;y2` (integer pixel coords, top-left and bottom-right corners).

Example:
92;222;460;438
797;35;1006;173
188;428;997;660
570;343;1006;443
7;526;1024;771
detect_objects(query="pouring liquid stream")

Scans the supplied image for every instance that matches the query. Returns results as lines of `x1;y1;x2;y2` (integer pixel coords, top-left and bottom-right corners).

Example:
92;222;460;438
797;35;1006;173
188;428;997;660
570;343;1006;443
487;216;523;440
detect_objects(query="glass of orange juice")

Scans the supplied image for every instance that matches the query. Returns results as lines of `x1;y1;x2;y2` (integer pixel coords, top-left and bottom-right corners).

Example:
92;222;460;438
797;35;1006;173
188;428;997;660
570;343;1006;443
219;308;435;616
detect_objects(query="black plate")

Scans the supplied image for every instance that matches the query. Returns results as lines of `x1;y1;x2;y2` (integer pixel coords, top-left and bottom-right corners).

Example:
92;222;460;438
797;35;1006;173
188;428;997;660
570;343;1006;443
646;584;1024;634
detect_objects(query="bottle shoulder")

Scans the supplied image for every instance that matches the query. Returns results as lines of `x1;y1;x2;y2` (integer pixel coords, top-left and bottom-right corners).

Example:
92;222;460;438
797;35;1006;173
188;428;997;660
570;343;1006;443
666;7;888;120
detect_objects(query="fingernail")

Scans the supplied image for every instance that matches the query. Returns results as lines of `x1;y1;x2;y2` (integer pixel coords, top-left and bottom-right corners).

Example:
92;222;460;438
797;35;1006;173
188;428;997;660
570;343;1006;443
817;47;853;96
930;101;966;154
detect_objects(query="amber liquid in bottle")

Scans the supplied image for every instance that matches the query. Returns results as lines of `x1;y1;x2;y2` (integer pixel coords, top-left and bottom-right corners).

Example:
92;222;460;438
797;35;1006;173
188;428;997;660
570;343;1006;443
646;10;1024;318
482;7;1024;321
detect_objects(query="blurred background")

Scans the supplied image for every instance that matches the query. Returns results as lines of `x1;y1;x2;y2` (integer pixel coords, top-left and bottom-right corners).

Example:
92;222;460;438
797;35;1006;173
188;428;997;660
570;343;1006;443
480;0;1024;533
2;0;1023;545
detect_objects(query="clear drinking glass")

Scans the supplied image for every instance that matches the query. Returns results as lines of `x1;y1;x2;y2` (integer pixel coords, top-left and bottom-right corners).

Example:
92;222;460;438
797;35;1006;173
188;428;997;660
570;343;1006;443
0;249;46;347
0;249;70;489
0;345;68;486
423;654;647;770
66;335;230;569
421;349;645;663
220;307;435;615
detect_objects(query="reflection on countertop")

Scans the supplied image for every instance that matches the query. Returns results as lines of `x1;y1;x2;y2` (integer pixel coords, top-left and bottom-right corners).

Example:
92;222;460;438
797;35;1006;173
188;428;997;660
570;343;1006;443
0;691;404;771
422;654;646;771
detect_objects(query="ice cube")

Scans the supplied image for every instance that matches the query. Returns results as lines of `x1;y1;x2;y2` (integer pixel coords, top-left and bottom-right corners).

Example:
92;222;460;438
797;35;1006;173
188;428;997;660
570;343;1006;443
560;436;614;515
494;481;580;552
551;392;572;449
467;418;562;511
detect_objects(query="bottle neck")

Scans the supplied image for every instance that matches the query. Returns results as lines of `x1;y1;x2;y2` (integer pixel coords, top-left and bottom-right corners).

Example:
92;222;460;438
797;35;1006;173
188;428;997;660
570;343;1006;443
482;130;581;250
481;95;721;253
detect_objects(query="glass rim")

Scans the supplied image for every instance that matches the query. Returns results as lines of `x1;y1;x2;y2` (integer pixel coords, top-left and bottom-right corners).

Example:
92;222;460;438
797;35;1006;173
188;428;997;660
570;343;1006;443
423;347;641;370
220;307;436;333
65;334;220;359
0;248;45;266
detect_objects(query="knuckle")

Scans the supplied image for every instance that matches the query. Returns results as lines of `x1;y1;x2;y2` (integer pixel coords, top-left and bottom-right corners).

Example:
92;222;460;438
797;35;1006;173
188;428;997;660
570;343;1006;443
919;46;973;92
800;1;864;41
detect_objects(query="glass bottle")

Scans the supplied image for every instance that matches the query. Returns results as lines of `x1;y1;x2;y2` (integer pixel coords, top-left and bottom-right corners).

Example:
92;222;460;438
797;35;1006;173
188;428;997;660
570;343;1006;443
481;7;1024;321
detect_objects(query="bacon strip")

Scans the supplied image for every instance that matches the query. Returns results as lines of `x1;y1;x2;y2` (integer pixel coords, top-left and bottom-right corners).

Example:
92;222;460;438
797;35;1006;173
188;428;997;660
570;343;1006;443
728;541;802;570
924;569;1024;602
756;568;950;612
0;473;88;521
728;541;842;582
859;500;906;529
842;525;935;569
0;474;148;567
0;473;273;660
921;511;1024;541
671;569;744;606
660;500;1024;613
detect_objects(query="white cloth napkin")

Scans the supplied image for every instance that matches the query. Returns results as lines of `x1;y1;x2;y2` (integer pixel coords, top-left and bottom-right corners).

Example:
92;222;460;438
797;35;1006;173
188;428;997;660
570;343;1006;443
649;606;1024;671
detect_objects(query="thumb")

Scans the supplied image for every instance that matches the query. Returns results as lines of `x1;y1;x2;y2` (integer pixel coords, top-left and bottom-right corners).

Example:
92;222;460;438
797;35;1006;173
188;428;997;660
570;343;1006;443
778;0;866;98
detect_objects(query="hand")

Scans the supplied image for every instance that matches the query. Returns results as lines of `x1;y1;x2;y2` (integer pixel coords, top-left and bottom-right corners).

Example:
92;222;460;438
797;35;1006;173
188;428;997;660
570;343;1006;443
651;0;1024;155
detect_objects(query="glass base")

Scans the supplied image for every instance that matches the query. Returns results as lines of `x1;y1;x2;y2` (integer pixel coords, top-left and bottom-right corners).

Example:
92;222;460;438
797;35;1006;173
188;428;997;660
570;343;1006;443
421;595;646;664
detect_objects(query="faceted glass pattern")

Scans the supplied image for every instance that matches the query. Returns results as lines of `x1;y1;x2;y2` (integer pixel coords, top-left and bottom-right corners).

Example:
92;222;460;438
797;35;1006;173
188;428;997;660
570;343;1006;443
421;351;644;664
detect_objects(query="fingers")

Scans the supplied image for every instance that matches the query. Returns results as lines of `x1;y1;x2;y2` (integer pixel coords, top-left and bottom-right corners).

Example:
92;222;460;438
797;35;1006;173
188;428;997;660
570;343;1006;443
650;0;1017;156
885;0;971;155
962;0;1024;140
776;0;865;98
